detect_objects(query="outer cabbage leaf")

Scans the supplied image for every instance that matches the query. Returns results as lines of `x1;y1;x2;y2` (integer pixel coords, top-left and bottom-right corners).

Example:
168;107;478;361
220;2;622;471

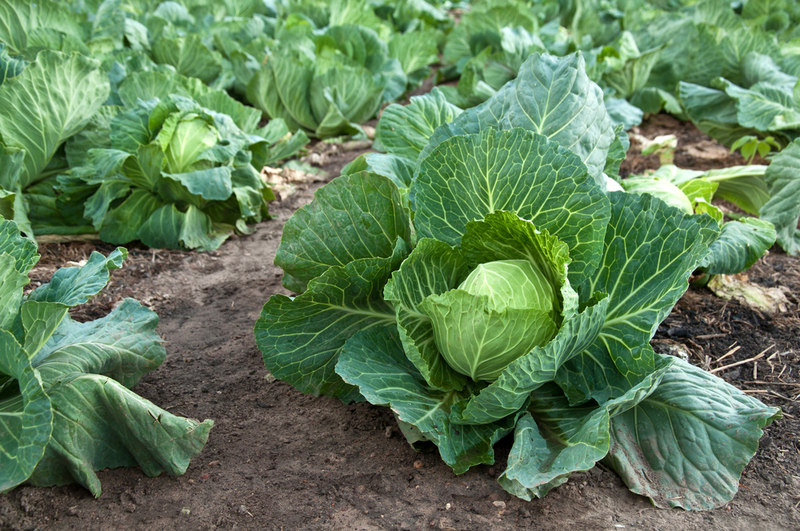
760;139;800;255
152;34;223;84
0;50;109;189
0;224;212;495
374;88;462;162
336;325;521;474
607;357;781;510
24;299;212;496
423;53;615;186
498;355;672;500
698;217;777;275
558;193;719;404
412;128;611;287
255;254;403;403
275;172;412;293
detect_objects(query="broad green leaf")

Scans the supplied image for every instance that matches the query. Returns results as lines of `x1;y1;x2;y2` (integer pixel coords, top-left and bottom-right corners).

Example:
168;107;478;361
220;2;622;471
604;98;643;130
179;205;229;251
255;256;401;402
621;177;694;214
260;128;310;167
28;373;212;496
83;181;131;230
607;357;781;510
0;50;109;189
246;51;317;133
342;153;415;190
678;82;756;147
275;172;412;293
720;79;800;132
32;298;164;393
110;102;155;154
602;45;663;99
99;189;163;245
27;248;126;307
374;88;462;162
137;204;183;249
64;106;120;169
310;64;384;137
388;30;438;79
760;139;800;255
336;326;519;474
152;34;222;84
0;0;85;56
559;192;718;404
0;331;52;493
19;301;68;361
423;53;615;186
719;26;780;86
699;218;776;274
117;70;194;108
162;167;233;202
412;129;611;287
0;218;38;275
499;357;671;500
90;0;125;43
0;252;30;331
384;239;470;392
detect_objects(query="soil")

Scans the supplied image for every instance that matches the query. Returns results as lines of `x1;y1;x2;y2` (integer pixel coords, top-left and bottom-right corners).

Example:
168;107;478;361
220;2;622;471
2;120;800;531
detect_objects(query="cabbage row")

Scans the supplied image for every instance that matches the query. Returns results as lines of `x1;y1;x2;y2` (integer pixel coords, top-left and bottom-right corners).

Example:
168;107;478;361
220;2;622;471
0;0;451;248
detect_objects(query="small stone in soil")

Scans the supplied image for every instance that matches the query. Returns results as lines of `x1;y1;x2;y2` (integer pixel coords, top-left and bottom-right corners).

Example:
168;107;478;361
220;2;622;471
414;460;424;469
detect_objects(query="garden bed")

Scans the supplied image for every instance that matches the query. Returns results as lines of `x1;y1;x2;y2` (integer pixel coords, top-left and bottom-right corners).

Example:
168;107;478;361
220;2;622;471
1;118;798;531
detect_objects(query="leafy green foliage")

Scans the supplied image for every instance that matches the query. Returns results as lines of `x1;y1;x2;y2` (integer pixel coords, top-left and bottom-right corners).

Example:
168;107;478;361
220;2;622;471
256;52;779;510
731;134;782;163
0;219;212;496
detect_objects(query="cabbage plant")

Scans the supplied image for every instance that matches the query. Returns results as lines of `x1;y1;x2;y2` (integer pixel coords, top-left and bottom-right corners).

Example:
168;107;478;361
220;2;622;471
60;80;306;250
256;53;780;510
0;219;212;495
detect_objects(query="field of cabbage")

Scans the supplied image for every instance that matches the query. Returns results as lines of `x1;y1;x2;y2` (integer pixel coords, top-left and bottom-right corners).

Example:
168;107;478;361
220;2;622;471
1;0;800;529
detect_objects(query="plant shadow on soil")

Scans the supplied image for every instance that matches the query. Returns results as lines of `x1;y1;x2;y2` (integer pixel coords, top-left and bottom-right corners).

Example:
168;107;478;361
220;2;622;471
2;120;800;531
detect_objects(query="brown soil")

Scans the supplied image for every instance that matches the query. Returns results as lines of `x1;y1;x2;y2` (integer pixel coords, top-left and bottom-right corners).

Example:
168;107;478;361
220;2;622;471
2;116;800;531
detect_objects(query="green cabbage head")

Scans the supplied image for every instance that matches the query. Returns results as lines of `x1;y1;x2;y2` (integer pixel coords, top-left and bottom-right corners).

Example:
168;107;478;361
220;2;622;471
162;114;220;173
421;258;558;381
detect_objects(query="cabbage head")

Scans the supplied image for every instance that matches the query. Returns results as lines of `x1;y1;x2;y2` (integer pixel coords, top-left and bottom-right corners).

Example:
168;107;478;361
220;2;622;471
256;53;779;511
423;258;558;382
